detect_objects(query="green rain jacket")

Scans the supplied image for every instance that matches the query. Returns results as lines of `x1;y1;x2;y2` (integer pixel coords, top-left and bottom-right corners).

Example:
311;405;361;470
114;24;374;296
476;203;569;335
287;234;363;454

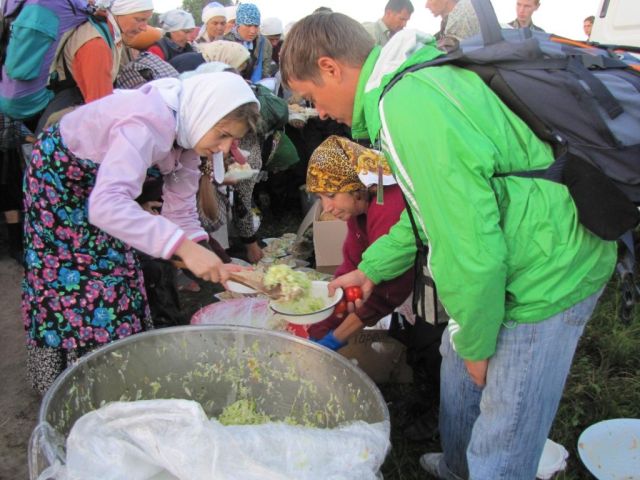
351;31;616;361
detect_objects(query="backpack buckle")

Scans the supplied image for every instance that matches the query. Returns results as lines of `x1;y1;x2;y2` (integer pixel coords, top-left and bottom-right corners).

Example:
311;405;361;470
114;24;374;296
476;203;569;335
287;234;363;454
581;54;605;69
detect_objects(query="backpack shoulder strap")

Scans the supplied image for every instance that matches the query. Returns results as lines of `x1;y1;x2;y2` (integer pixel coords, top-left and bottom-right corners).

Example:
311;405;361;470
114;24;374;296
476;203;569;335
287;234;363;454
88;16;114;50
380;51;462;100
401;193;426;250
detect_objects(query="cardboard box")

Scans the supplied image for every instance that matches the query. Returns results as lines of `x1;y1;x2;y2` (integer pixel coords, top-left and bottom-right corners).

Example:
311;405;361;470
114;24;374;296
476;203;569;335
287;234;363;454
296;199;348;274
338;329;413;384
312;200;348;273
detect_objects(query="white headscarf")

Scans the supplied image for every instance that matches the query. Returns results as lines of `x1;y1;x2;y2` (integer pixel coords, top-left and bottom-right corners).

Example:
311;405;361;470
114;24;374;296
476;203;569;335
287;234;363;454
202;4;226;24
197;40;250;70
159;9;195;32
224;5;237;21
261;17;283;36
149;72;259;150
179;61;230;80
110;0;154;15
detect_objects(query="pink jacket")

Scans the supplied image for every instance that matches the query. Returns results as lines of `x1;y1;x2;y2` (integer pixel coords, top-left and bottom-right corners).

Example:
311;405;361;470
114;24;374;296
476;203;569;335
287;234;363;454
60;84;207;259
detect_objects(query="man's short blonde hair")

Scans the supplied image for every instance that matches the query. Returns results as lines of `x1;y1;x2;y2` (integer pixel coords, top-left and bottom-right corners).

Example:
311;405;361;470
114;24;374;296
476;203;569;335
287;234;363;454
280;13;375;87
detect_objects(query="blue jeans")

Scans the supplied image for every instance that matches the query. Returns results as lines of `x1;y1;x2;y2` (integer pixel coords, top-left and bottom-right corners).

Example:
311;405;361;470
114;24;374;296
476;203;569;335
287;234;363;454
438;290;602;480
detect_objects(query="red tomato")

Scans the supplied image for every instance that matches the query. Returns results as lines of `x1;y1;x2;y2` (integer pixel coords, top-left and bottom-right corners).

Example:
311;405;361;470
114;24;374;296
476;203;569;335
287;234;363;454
334;300;347;315
344;286;363;303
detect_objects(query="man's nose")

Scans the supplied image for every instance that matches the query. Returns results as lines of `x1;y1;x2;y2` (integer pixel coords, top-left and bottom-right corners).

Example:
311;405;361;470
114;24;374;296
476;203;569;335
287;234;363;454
316;107;329;121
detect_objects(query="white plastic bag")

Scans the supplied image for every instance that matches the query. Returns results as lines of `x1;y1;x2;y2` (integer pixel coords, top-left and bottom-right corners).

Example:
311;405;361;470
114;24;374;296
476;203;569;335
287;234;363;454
191;298;278;329
43;400;390;480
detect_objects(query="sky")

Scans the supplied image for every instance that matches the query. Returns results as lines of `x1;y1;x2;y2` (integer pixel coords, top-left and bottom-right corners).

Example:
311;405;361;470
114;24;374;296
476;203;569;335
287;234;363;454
154;0;602;41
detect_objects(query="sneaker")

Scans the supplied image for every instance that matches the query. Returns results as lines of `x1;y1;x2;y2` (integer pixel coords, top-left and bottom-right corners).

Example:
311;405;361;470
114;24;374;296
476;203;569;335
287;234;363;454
419;453;463;480
9;247;23;266
404;413;438;442
420;453;445;478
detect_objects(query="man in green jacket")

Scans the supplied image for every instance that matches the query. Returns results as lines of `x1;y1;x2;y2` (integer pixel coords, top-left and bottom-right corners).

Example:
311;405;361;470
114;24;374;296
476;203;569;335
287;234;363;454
280;13;616;480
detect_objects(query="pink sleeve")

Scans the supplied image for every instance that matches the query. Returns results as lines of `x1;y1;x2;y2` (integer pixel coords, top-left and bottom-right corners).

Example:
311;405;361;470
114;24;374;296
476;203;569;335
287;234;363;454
161;149;208;244
60;87;189;259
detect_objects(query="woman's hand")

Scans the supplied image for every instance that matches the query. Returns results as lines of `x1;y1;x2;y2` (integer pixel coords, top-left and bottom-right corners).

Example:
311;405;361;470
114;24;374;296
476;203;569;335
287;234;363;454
245;241;264;264
328;269;375;301
141;201;162;215
175;239;237;284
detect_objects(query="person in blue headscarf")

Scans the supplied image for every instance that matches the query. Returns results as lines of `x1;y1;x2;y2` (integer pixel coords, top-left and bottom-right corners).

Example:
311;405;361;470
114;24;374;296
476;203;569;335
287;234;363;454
223;3;273;82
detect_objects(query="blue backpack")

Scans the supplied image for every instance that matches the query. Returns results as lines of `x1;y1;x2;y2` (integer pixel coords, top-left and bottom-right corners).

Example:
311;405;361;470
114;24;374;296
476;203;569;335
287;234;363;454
0;0;111;120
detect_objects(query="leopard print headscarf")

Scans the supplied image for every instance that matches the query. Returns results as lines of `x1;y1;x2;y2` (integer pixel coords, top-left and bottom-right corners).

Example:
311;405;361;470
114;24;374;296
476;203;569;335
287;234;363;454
306;136;394;193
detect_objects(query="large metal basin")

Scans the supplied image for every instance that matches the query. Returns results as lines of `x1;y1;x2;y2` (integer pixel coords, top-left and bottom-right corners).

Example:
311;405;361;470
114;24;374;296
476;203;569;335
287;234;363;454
31;326;389;476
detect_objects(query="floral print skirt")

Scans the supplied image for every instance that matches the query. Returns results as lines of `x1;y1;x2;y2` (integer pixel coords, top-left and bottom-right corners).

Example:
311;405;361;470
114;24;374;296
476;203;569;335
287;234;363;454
22;126;151;393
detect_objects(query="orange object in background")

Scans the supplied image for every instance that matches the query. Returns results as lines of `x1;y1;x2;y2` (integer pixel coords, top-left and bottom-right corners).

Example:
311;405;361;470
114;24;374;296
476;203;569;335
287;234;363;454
127;27;163;50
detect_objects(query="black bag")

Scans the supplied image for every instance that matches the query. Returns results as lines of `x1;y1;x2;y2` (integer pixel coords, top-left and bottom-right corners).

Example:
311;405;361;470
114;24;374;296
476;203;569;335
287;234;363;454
139;256;187;328
251;83;288;135
403;196;448;326
380;0;640;241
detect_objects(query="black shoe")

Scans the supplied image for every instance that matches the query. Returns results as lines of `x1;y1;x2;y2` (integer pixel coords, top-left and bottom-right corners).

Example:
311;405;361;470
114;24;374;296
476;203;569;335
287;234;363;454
404;412;439;442
9;247;23;266
6;222;23;265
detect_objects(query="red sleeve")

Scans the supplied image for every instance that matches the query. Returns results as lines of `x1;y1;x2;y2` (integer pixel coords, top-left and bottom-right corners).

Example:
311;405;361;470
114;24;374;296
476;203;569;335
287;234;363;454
72;37;114;103
334;218;362;278
355;185;415;326
146;45;166;61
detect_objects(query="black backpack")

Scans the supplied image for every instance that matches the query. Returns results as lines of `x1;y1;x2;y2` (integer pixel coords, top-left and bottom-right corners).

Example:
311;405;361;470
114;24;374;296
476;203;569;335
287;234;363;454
382;0;640;242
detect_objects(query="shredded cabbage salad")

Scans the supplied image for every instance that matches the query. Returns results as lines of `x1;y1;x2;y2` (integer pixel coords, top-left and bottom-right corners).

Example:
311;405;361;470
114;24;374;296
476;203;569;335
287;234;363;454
264;265;326;314
264;265;311;301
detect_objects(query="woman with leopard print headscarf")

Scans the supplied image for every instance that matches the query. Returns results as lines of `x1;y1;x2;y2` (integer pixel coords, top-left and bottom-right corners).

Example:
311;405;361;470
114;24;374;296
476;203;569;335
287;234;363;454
305;135;415;349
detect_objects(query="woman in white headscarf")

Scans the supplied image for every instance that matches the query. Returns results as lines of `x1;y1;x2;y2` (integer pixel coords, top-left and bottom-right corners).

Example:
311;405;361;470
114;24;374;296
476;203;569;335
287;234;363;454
22;72;260;394
168;40;249;77
223;5;237;35
147;9;196;61
197;40;250;71
195;2;227;43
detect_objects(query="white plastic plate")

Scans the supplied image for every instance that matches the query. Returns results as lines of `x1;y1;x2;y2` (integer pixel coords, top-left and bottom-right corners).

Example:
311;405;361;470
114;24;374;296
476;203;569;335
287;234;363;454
223;169;259;182
226;280;258;295
577;418;640;480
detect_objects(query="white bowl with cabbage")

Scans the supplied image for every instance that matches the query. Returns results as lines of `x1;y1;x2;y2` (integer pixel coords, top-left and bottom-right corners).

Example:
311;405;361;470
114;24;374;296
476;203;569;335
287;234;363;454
264;265;343;325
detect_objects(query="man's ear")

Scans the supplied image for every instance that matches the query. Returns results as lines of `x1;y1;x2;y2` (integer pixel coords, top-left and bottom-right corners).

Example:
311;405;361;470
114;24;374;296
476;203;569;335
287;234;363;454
317;56;342;81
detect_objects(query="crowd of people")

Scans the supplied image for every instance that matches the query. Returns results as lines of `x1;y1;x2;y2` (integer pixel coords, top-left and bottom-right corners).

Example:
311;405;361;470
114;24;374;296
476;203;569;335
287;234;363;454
0;0;610;478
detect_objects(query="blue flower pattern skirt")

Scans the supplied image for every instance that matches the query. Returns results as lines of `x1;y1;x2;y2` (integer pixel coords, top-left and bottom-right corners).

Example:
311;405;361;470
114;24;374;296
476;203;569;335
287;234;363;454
22;126;151;393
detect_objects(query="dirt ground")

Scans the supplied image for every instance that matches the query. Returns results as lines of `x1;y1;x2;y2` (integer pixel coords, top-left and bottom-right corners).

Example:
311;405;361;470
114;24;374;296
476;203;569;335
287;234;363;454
0;253;39;480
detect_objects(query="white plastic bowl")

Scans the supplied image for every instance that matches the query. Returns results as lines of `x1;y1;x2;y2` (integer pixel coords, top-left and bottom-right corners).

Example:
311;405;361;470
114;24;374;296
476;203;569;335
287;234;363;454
269;281;343;325
577;418;640;480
